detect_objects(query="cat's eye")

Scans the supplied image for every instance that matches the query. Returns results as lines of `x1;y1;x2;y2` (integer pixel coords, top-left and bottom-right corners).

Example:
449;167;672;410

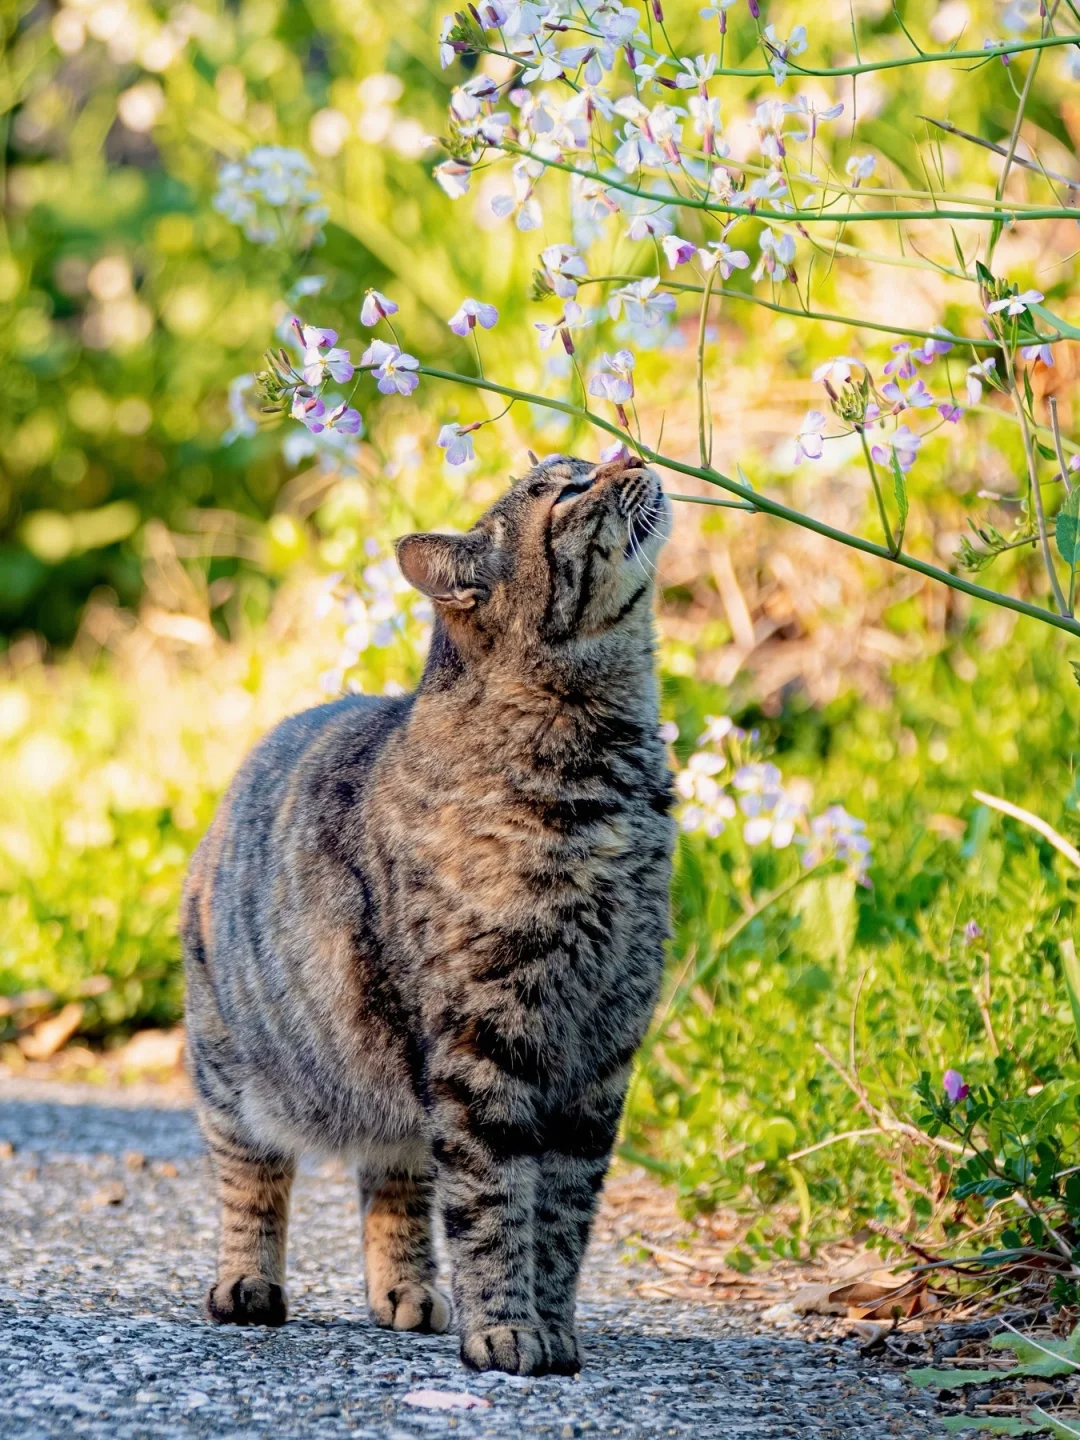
554;479;592;504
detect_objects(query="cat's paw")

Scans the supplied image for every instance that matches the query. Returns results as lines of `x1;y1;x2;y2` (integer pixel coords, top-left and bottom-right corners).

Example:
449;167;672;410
540;1323;582;1375
369;1281;451;1334
460;1324;548;1375
206;1275;288;1326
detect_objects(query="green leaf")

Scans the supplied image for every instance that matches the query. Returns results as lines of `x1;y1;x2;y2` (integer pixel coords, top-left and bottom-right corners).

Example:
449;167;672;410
791;874;857;962
1030;302;1080;340
1071;661;1080;689
908;1367;1005;1389
890;447;909;554
1060;939;1080;1059
1029;1408;1080;1440
950;227;968;275
942;1418;1044;1436
976;260;995;287
1055;489;1080;567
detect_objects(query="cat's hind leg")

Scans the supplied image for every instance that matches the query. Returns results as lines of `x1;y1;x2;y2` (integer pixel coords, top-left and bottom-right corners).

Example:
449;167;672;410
200;1106;295;1326
359;1156;451;1333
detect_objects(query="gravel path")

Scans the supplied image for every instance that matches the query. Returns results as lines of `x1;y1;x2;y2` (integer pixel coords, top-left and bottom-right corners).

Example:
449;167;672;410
0;1080;940;1438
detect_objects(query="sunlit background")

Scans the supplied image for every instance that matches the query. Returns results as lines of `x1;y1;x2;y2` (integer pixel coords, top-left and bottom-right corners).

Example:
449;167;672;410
3;0;1080;1259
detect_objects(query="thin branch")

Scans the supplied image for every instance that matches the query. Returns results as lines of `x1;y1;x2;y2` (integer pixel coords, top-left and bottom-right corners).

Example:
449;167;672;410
973;790;1080;870
416;365;1080;640
919;115;1080;193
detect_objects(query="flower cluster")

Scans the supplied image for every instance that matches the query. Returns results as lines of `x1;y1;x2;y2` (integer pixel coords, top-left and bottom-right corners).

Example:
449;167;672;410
213;147;328;245
671;716;872;882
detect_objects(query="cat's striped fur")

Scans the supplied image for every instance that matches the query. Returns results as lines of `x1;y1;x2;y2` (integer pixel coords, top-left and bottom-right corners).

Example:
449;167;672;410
181;454;675;1374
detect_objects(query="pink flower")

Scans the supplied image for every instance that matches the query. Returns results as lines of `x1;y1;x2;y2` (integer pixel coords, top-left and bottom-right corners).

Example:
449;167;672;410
943;1069;969;1103
448;298;499;335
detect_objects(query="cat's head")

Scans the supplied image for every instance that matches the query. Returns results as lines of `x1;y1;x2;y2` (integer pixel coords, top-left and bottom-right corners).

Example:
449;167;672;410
395;454;670;669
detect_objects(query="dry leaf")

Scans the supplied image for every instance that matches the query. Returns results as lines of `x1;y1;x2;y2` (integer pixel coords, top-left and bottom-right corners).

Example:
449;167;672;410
18;1002;84;1060
402;1390;491;1410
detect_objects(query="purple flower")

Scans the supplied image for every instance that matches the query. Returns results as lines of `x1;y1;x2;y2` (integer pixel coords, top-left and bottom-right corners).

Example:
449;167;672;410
871;424;922;473
302;340;354;387
326;402;363;434
914;327;954;363
963;919;984;944
661;234;696;268
292;391;327;432
884;342;917;380
984;37;1011;64
943;1069;970;1103
362;339;419;395
938;401;963;423
1021;341;1055;367
540;244;587;298
438;422;476;465
448;298;499;335
360;289;399;326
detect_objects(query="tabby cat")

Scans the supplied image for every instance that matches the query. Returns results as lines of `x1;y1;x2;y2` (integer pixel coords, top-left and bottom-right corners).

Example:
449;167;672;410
181;452;675;1375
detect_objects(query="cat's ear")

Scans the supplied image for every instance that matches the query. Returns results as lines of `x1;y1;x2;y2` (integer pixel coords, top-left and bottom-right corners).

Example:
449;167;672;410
394;531;491;610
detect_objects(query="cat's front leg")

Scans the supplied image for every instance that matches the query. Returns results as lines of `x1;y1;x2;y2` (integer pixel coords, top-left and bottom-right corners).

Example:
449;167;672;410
359;1158;451;1333
427;1057;550;1374
532;1077;627;1374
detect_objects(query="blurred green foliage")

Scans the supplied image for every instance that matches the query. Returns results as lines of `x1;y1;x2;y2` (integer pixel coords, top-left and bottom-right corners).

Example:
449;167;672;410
4;0;1080;1258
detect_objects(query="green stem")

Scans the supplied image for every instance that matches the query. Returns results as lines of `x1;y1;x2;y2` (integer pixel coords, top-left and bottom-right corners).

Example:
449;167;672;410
986;1;1060;269
583;274;1009;348
1005;351;1069;616
415;364;1080;639
696;261;718;468
505;145;1080;226
533;29;1080;80
860;432;896;553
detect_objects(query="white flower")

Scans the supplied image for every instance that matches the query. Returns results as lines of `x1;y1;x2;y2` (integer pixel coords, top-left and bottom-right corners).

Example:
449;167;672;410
608;277;677;327
733;762;783;817
433;160;472;198
845;154;876;185
763;23;808;85
360;290;399;326
491;164;542;230
794;409;826;464
448;298;499;335
965;356;997;405
744;793;804;848
438;422;475;465
625;210;673;241
697;715;733;745
987;288;1043;317
812;355;865;387
362;339;420;395
213;147;325;244
540;244;588;297
698;240;750;279
588;349;636;405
